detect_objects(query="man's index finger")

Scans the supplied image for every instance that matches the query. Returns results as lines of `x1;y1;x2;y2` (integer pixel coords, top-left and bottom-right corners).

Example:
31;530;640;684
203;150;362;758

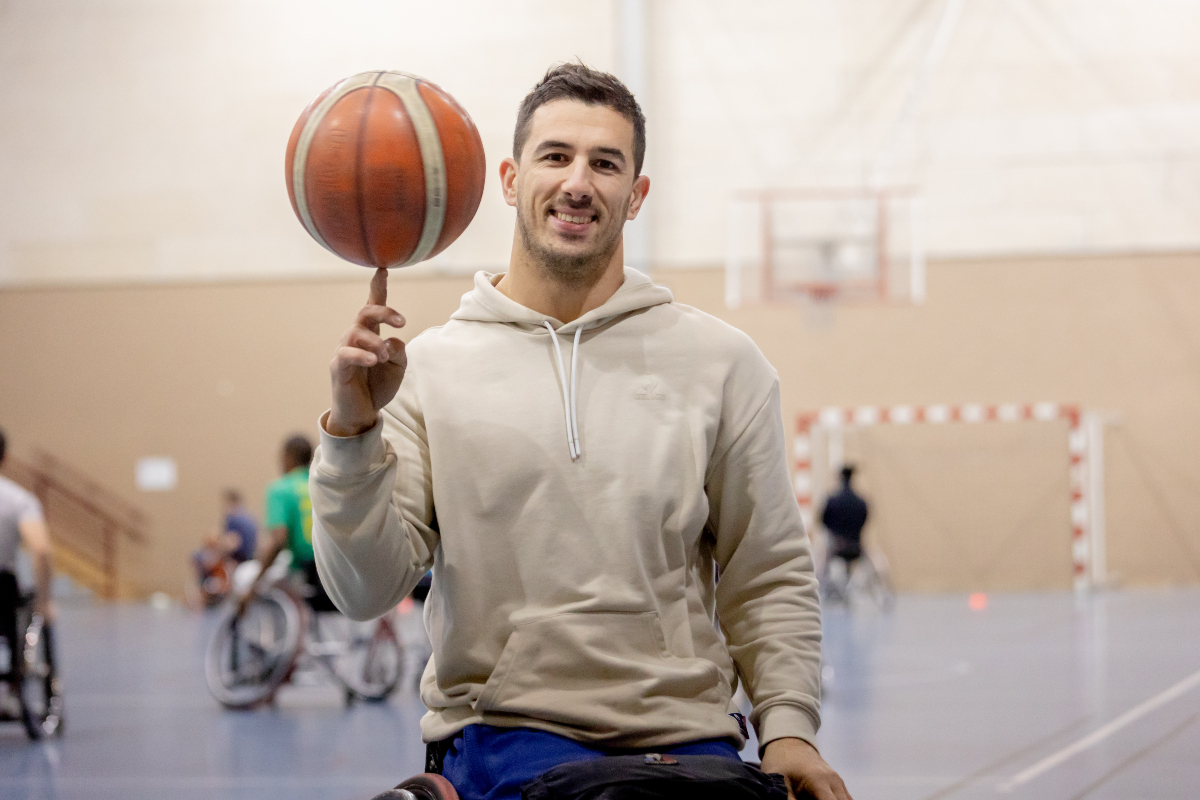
368;267;388;307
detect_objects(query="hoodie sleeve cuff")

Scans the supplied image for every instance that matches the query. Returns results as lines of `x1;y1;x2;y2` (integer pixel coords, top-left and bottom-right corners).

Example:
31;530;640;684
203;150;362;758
316;410;387;478
756;705;820;755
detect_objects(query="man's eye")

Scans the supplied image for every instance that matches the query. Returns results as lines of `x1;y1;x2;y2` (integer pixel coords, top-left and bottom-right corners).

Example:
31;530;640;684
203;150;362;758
546;153;568;162
595;160;617;170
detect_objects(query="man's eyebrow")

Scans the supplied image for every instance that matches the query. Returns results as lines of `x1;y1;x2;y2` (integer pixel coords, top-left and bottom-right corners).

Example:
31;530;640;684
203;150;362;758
533;140;573;154
593;147;627;164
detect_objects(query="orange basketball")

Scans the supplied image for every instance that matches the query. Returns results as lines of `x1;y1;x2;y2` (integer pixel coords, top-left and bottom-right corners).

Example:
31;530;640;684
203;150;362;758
285;71;486;269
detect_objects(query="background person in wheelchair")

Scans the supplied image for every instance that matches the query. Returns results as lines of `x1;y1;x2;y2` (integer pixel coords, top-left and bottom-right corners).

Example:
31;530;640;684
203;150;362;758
311;64;852;800
817;466;869;604
191;488;258;607
0;427;54;645
0;427;57;725
244;434;336;614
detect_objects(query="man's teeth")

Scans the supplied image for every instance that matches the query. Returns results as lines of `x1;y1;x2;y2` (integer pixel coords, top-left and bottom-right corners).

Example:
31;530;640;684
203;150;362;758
554;211;593;224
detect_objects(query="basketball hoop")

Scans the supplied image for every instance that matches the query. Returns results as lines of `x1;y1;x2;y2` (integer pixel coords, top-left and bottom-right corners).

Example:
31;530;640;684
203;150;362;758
804;283;841;304
725;187;925;310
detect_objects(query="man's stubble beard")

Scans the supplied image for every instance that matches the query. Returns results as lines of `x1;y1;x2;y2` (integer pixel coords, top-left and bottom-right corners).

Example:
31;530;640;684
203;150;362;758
517;200;629;288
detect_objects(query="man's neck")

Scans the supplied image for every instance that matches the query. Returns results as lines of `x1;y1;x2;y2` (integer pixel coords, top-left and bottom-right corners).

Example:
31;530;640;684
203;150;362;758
497;240;626;324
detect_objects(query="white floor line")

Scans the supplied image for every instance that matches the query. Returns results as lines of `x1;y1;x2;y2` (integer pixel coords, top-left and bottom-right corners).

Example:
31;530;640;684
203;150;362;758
996;667;1200;793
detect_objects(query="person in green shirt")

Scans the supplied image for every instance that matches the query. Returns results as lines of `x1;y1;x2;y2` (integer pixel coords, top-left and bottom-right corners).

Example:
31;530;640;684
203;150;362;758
248;434;336;612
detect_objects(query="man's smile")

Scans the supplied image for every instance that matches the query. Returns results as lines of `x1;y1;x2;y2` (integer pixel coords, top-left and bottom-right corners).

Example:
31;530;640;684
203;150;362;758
551;210;597;224
548;207;599;235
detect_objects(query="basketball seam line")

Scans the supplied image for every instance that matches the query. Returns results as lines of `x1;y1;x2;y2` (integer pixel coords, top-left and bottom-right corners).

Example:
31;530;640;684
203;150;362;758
292;72;380;258
376;73;447;266
354;74;382;268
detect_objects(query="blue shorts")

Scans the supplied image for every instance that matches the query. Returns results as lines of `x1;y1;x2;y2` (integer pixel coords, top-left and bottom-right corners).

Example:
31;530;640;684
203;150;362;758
442;724;742;800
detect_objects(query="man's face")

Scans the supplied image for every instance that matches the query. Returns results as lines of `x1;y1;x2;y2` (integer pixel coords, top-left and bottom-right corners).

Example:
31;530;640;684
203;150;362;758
503;99;649;284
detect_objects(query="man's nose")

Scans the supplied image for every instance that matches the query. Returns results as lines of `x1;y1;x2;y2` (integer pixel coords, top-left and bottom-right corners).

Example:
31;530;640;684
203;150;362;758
560;157;594;200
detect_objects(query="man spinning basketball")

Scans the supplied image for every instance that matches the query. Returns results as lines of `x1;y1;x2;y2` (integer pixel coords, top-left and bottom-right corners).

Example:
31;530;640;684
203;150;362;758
311;64;851;800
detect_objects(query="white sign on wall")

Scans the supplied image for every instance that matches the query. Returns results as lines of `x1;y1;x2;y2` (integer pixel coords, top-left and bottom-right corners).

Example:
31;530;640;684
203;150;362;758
135;457;177;492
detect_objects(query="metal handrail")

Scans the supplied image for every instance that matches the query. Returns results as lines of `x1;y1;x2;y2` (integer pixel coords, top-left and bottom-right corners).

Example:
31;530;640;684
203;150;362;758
1;451;147;599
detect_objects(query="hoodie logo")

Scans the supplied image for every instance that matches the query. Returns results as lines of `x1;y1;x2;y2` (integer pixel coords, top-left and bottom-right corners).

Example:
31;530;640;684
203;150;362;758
636;377;666;401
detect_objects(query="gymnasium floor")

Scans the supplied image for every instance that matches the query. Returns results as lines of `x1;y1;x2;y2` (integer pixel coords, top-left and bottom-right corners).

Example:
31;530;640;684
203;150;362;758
1;588;1198;800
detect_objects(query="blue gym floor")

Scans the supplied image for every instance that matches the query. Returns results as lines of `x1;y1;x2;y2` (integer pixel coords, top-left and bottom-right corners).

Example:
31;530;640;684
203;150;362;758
2;588;1198;800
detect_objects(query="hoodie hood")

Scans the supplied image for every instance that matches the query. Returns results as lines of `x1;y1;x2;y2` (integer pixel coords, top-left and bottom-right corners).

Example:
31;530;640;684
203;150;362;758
448;267;674;461
450;267;674;332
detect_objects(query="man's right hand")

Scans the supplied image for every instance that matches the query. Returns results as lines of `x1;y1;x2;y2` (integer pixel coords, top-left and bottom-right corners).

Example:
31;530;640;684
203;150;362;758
327;267;408;437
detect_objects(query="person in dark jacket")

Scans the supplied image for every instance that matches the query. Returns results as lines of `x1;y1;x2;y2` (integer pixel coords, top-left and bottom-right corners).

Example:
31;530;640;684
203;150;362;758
819;466;869;591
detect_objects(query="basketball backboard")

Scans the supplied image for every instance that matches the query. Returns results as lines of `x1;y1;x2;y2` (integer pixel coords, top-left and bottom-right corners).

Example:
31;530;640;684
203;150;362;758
725;187;925;309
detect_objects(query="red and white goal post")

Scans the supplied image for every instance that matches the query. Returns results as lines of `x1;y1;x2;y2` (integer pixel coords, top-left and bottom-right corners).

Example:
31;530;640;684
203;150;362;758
794;402;1108;594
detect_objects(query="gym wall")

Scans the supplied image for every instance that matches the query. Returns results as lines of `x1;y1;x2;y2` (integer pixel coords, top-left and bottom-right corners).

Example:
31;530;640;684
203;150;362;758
3;252;1200;596
4;1;1200;595
5;1;1200;288
659;253;1200;592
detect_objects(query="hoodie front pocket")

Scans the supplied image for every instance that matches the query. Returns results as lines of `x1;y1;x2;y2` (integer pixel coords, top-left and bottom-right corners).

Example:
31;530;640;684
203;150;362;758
474;611;723;735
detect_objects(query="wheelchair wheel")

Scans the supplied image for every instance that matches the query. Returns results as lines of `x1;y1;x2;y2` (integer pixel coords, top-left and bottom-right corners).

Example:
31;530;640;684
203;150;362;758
205;587;301;709
389;773;459;799
333;616;404;703
865;564;896;612
847;557;895;612
18;612;63;740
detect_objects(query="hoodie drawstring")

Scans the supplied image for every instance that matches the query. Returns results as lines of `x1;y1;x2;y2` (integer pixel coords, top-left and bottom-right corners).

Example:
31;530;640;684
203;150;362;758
544;322;583;460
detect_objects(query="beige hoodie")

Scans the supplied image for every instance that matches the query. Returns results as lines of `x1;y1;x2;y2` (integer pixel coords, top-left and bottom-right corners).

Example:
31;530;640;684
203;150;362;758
311;267;822;751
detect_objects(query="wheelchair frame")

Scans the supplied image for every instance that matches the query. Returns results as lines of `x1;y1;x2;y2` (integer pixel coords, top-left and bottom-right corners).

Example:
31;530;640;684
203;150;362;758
204;567;404;710
0;590;64;740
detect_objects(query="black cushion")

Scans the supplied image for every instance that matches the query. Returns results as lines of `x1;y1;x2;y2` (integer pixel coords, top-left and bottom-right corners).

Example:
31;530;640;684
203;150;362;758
520;754;788;800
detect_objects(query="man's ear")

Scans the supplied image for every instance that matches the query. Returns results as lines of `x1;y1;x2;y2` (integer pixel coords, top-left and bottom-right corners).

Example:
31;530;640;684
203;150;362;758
626;174;651;221
499;157;519;208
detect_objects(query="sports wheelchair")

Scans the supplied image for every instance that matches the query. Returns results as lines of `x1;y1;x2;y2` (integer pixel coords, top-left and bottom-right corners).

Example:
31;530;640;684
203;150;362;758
204;553;404;709
817;535;895;612
0;585;64;740
374;773;460;800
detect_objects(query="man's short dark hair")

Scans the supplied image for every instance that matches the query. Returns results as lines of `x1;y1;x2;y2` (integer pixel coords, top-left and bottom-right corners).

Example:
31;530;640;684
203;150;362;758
841;465;856;482
283;435;313;468
514;62;647;176
222;488;243;505
0;428;6;465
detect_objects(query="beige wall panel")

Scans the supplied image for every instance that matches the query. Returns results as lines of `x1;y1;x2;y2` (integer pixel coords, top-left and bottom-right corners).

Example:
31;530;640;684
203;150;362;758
0;271;473;597
844;422;1073;593
1104;422;1200;586
9;239;157;284
656;253;1200;589
3;253;1200;595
